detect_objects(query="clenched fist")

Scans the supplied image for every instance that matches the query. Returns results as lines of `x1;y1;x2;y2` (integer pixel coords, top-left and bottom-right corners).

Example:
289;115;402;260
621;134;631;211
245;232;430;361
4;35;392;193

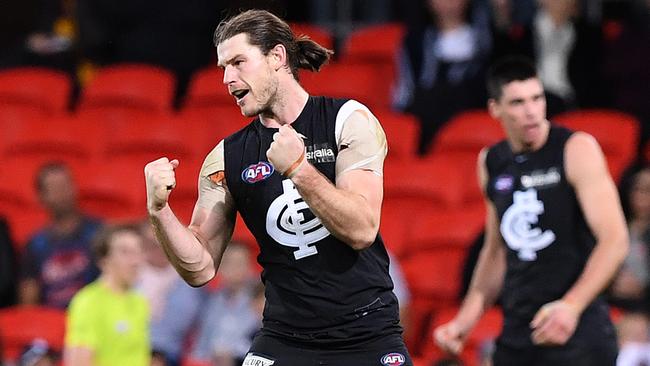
433;320;467;355
144;157;179;213
266;125;305;176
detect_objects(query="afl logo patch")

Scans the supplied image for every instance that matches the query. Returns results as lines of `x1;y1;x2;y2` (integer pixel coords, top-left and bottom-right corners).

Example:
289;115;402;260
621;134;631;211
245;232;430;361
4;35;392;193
495;174;514;193
381;352;405;366
242;162;274;184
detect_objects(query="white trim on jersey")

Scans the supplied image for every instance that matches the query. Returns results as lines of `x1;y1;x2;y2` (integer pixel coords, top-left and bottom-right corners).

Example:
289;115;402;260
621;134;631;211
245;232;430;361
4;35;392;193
334;99;372;145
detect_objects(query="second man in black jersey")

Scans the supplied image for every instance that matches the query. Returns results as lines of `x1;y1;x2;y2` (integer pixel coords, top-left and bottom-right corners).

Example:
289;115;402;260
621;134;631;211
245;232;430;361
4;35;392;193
434;56;629;366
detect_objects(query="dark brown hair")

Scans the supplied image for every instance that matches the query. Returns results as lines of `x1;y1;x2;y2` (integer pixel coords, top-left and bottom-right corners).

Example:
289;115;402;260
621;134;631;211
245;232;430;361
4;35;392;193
34;161;72;192
486;55;539;101
92;223;140;261
213;9;333;80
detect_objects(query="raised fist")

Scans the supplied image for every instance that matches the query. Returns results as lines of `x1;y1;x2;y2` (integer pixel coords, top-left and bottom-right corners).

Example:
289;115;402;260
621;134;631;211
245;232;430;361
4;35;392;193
144;157;179;212
266;125;305;176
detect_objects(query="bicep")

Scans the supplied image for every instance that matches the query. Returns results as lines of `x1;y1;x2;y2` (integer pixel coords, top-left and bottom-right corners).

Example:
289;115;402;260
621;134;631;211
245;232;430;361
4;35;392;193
336;169;383;219
190;140;237;259
477;149;506;258
566;133;627;242
483;201;506;257
189;178;236;260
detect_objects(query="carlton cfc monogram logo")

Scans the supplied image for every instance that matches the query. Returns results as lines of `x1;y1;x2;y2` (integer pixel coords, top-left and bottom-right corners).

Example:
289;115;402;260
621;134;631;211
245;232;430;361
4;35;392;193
266;179;330;259
501;189;556;261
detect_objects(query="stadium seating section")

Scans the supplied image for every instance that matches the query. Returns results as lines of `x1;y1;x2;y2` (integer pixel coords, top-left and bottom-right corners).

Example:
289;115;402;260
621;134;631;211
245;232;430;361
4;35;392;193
0;22;642;364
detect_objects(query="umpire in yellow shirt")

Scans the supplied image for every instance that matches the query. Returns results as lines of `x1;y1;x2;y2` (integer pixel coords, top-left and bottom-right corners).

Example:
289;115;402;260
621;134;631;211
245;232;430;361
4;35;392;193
64;224;150;366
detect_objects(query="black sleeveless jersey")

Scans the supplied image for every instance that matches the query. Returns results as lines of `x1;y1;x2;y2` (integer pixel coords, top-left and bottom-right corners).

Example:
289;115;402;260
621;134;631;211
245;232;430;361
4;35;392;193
223;96;400;345
486;126;615;348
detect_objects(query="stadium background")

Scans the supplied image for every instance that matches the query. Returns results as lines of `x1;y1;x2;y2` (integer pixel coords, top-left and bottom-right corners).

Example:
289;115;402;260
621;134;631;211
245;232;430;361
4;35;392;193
0;0;648;365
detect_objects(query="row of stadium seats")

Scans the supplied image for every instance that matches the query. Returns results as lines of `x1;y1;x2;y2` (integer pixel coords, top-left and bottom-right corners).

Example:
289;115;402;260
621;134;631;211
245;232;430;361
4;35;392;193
0;107;639;244
0;22;403;114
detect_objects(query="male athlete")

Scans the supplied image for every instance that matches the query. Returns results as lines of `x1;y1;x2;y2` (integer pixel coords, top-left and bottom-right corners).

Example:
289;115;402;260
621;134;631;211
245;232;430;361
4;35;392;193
145;9;412;366
434;56;629;365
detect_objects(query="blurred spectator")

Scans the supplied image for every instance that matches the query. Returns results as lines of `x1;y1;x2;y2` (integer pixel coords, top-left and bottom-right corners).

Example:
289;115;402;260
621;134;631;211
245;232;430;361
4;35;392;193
76;0;224;105
0;0;76;75
393;0;492;154
310;0;392;28
64;223;150;366
0;217;17;308
151;242;259;366
135;219;178;323
616;312;650;365
601;0;650;150
19;162;102;309
189;243;259;366
492;0;607;117
19;338;58;366
150;278;202;366
609;165;650;311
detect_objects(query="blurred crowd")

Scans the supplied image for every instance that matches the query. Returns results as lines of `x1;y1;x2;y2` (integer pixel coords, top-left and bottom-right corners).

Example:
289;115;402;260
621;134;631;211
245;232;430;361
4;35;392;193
0;0;649;365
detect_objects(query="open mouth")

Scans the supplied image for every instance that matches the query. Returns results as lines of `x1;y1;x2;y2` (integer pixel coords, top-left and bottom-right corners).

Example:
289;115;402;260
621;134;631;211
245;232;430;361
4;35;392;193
231;89;250;101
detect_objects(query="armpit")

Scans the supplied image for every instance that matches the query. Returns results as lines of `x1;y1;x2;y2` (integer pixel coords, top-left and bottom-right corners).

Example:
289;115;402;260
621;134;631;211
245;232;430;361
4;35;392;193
335;103;388;177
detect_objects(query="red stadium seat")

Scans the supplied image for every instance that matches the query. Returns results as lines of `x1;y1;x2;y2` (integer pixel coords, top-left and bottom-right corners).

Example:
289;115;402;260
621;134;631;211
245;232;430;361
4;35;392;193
384;156;466;210
554;109;640;182
402;247;466;303
0;67;71;114
2;115;98;164
102;113;194;163
0;306;66;362
375;109;419;160
72;160;144;221
341;24;404;64
300;62;387;110
289;23;334;51
177;107;251;158
340;24;404;109
166;156;203;225
79;64;175;112
183;67;233;109
408;207;484;252
400;247;466;355
430;110;506;157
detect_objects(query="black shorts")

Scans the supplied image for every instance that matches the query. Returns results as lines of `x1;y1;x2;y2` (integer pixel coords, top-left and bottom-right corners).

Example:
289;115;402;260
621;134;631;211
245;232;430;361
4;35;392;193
243;331;413;366
493;338;618;366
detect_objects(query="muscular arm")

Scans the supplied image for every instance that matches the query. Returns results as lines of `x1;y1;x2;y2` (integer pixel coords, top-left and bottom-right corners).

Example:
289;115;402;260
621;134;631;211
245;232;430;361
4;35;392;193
530;132;629;346
561;132;629;312
434;149;506;353
290;109;386;250
454;149;506;332
146;142;236;286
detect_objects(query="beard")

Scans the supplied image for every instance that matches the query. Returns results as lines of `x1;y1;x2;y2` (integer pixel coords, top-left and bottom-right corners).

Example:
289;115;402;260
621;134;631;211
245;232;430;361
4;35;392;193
242;70;279;117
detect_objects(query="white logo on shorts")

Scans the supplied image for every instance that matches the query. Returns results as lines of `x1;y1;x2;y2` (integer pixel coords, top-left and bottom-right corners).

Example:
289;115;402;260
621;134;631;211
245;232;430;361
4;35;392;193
266;179;330;259
242;353;275;366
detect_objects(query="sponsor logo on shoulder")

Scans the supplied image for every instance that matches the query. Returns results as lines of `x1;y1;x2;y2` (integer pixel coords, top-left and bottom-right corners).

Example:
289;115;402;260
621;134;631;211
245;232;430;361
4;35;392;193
241;162;274;184
305;142;335;163
381;352;405;366
521;167;561;189
242;353;275;366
